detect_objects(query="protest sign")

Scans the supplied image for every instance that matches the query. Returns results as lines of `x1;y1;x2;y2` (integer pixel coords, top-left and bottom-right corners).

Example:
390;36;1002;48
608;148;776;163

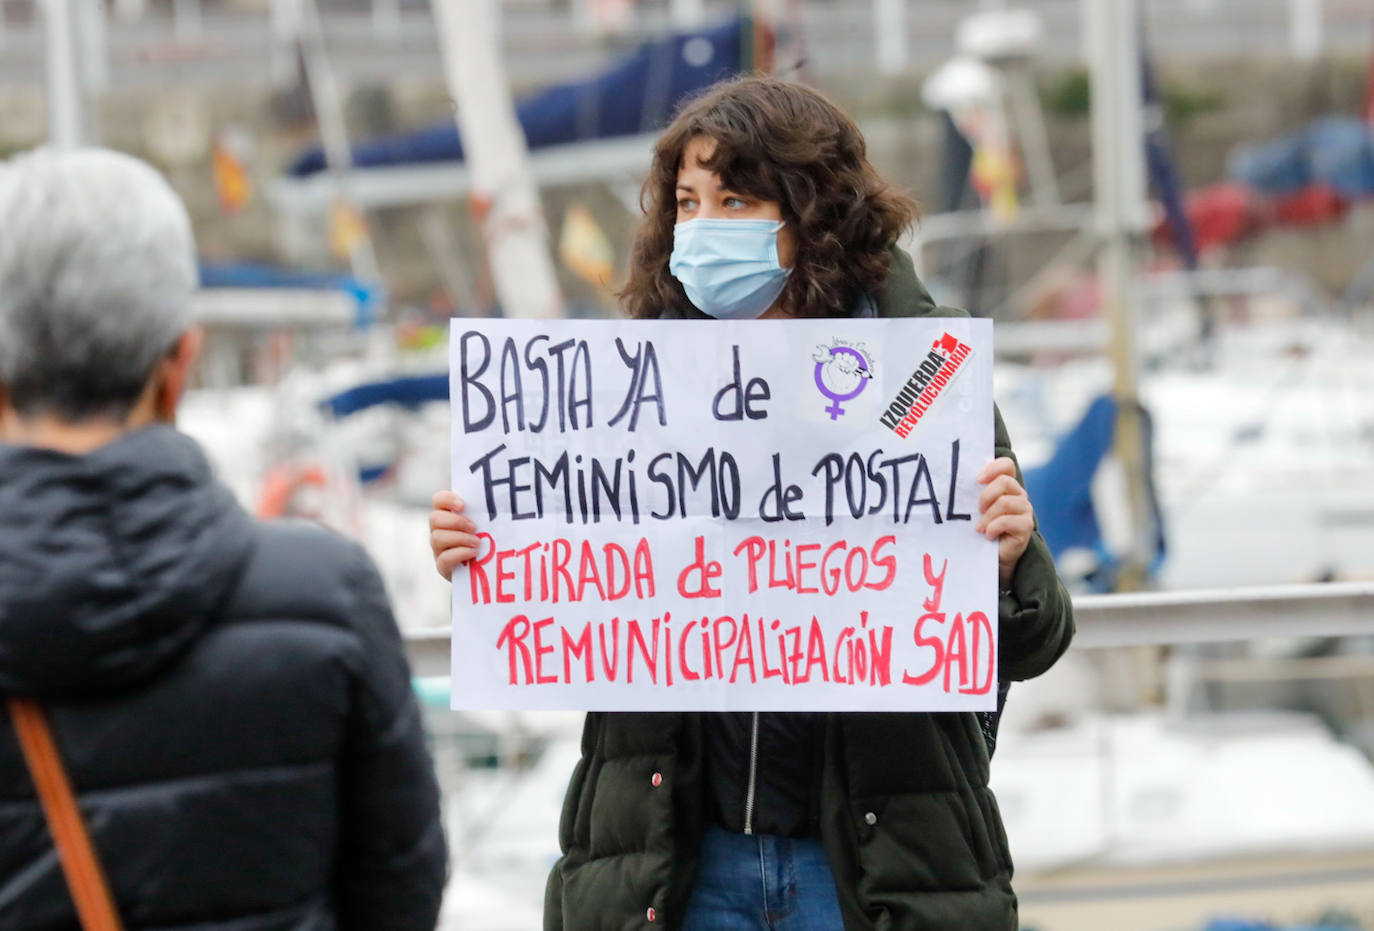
449;317;996;711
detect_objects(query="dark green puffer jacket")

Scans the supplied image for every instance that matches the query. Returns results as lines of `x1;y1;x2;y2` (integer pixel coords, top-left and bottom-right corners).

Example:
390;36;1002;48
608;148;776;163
545;249;1074;931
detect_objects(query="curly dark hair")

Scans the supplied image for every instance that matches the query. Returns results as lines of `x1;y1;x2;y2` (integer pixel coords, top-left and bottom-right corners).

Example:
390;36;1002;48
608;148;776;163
621;76;918;319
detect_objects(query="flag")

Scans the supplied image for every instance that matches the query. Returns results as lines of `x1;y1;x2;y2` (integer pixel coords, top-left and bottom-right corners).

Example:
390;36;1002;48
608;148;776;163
1141;45;1197;268
969;143;1019;221
558;204;616;288
328;199;369;263
212;140;253;214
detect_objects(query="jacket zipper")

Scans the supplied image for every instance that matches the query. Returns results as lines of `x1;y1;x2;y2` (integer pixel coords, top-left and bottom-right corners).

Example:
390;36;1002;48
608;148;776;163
743;711;760;835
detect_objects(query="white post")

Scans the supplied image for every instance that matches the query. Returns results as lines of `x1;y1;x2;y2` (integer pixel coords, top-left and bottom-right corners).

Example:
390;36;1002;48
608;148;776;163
1088;0;1147;236
1086;0;1152;590
299;0;382;284
432;0;564;319
75;0;108;144
77;0;110;98
1289;0;1323;61
875;0;909;76
43;0;83;149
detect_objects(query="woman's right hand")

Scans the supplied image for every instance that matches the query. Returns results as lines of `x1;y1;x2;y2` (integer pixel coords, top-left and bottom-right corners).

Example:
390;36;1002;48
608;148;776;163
429;491;481;581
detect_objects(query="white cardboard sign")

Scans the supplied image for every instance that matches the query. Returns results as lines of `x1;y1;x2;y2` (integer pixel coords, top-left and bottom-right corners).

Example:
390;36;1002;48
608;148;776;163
449;317;996;711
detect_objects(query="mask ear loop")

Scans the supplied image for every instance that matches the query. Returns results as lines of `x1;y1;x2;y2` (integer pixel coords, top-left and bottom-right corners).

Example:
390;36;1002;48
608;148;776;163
770;219;790;271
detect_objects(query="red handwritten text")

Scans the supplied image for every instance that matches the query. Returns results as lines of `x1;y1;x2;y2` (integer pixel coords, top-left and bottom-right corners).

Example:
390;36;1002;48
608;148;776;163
469;533;656;605
731;535;897;595
900;554;994;694
494;610;896;688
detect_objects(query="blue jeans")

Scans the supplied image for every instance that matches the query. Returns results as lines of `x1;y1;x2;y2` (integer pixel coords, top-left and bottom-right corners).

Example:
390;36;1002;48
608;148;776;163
681;825;845;931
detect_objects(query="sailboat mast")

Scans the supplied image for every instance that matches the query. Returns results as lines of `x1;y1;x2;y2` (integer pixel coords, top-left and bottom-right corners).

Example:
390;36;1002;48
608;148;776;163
43;0;83;149
297;0;383;286
432;0;564;319
1086;0;1153;591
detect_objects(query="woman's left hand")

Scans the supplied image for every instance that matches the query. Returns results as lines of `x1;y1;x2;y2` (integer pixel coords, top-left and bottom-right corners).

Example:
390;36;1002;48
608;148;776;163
976;457;1034;590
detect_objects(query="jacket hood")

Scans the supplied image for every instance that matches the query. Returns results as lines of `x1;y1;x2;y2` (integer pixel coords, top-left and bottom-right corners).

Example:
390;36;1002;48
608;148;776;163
0;426;256;699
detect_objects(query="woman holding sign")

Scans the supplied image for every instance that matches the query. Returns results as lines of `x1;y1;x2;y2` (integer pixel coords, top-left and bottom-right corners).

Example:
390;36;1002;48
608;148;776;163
430;76;1073;931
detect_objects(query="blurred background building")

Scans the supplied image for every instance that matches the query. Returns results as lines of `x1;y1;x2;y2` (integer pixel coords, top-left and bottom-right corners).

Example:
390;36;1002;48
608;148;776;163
4;1;1374;929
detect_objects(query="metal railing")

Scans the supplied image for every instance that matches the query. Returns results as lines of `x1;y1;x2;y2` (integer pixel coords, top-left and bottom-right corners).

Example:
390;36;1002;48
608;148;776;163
424;581;1374;928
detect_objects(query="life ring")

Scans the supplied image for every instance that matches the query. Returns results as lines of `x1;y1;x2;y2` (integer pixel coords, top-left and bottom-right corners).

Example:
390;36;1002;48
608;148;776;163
255;463;331;519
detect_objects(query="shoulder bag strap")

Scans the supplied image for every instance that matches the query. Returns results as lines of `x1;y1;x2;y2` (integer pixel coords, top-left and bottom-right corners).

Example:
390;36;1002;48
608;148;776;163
6;697;125;931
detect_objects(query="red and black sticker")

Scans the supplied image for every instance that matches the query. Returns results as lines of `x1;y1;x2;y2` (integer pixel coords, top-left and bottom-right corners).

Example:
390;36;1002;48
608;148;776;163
878;332;973;438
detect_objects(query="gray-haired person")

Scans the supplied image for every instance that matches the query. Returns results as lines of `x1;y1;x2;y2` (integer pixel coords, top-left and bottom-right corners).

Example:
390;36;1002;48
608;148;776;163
0;147;447;929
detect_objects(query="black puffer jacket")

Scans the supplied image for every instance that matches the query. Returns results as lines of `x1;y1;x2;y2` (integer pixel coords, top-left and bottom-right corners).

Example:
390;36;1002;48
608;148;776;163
0;426;447;930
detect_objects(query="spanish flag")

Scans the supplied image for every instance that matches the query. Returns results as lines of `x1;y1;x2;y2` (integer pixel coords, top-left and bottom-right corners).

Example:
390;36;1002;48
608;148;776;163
212;141;252;214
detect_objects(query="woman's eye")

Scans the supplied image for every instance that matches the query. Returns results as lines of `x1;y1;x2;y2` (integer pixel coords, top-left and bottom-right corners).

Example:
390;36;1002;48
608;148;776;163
677;198;697;212
724;197;748;209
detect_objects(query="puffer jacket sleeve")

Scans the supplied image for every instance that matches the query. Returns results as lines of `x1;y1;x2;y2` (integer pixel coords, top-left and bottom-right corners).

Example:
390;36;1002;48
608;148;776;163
993;404;1075;681
336;543;448;931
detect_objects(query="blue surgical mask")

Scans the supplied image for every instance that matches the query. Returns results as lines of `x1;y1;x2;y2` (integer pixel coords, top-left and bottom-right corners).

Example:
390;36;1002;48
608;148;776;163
669;218;791;320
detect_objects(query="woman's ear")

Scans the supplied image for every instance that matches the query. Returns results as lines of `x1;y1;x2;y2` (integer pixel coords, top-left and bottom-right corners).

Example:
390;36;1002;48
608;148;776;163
153;327;205;423
0;382;12;437
777;220;799;270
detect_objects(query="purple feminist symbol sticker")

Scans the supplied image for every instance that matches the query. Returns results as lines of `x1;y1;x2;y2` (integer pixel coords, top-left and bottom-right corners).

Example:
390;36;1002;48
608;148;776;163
813;341;874;420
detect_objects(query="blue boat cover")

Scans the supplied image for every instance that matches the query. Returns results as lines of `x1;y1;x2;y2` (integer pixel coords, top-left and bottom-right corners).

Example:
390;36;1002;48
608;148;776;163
321;373;450;485
322;373;449;419
287;16;748;178
1022;394;1167;592
1228;118;1374;198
